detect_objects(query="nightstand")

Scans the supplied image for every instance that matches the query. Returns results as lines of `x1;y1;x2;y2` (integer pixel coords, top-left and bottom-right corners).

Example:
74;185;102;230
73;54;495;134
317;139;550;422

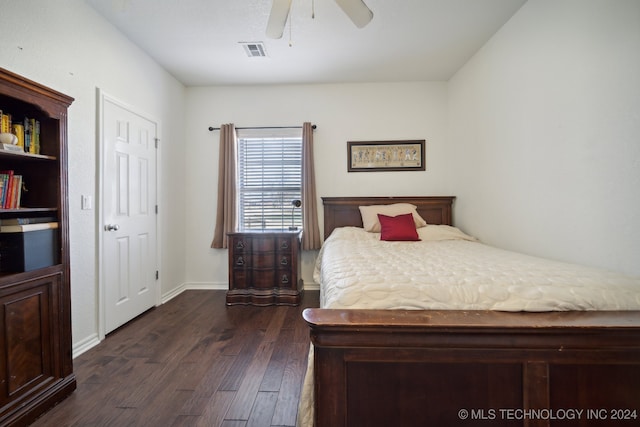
227;230;303;306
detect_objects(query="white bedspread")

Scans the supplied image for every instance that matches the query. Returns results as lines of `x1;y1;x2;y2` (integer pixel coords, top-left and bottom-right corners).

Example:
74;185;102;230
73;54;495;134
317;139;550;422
315;226;640;311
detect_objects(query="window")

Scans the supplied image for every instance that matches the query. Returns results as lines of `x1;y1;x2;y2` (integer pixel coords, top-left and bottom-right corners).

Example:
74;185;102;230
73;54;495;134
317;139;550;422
237;128;302;231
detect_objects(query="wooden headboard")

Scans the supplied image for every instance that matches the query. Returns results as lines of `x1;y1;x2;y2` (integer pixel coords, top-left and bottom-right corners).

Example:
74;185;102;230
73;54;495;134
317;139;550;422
322;196;455;240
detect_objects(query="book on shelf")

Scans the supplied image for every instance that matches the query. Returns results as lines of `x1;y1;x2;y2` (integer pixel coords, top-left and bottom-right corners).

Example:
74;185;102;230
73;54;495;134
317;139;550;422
12;123;24;148
24;117;41;154
29;118;36;154
0;170;13;208
1;216;56;226
0;171;24;209
0;110;40;154
12;175;23;208
0;110;11;133
0;221;58;233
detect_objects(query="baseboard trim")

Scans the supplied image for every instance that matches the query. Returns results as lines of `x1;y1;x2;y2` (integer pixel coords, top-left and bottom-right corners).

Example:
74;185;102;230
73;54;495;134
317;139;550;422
161;283;186;303
303;282;319;291
72;333;101;359
161;282;227;303
184;281;228;290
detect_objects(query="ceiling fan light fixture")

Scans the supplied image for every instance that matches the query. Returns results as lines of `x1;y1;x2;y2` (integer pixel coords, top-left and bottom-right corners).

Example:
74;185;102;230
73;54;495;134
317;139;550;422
266;0;293;39
266;0;372;40
334;0;373;28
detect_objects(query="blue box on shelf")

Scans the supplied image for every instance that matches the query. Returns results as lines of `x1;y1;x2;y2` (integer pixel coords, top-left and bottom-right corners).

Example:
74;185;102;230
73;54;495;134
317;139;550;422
0;226;59;272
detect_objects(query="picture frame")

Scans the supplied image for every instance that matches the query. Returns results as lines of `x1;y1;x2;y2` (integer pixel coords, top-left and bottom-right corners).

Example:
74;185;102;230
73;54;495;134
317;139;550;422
347;140;425;172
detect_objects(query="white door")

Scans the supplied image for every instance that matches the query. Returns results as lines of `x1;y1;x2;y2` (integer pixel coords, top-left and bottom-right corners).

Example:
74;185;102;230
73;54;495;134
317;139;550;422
101;94;158;334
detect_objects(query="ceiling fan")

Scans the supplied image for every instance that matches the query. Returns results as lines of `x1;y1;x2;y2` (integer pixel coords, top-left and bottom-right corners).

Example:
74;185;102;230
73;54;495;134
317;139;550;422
266;0;373;39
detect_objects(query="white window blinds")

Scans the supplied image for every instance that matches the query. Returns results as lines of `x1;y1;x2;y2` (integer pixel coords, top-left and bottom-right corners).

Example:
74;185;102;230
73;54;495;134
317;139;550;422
237;128;302;230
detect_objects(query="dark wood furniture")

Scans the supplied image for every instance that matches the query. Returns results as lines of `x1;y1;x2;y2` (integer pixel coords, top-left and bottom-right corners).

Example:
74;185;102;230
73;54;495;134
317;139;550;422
303;196;640;427
0;68;75;425
321;195;453;240
227;230;303;306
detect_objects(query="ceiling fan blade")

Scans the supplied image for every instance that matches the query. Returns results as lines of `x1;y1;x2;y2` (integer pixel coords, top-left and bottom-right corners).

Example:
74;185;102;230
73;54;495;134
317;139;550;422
334;0;373;28
266;0;293;39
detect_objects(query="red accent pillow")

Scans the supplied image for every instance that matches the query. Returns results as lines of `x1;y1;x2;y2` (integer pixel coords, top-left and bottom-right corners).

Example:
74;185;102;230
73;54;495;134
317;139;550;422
377;213;420;241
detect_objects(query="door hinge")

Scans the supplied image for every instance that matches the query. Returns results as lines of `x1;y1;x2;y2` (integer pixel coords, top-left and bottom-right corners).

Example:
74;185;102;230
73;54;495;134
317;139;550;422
155;205;158;214
155;270;159;280
155;138;159;148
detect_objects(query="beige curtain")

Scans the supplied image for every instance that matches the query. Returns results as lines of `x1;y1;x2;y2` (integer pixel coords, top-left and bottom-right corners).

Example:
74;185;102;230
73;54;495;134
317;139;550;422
301;122;321;250
211;123;237;249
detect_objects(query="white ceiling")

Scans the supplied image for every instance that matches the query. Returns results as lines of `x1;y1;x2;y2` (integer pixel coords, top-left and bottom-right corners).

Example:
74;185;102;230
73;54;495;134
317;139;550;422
86;0;527;86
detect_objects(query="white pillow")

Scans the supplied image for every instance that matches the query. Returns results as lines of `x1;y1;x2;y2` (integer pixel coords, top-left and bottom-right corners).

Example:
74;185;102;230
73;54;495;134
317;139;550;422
359;203;427;232
417;225;477;241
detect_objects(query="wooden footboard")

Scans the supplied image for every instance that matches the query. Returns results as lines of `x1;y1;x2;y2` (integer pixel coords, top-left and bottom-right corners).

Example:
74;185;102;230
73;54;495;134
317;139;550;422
303;308;640;427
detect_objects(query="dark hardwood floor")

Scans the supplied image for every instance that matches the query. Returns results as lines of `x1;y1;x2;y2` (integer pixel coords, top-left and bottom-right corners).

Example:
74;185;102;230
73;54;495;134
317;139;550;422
31;290;319;427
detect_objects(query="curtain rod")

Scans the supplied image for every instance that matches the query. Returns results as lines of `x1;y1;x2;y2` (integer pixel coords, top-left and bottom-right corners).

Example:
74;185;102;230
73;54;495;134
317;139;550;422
208;124;316;131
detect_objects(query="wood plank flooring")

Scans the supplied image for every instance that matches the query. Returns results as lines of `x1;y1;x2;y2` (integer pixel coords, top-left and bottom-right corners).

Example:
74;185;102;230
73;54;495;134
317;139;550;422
31;290;319;427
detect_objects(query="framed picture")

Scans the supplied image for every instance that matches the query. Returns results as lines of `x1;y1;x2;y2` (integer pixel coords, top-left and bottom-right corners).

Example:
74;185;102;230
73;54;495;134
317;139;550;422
347;140;425;172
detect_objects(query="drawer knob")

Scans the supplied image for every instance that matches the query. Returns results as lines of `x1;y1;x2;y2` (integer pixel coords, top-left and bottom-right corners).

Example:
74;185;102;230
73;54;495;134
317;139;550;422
281;274;289;284
236;241;245;249
235;256;245;266
280;241;289;249
280;256;288;266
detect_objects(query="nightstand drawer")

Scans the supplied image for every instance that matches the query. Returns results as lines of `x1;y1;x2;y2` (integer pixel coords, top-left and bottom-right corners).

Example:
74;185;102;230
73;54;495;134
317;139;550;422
231;270;250;288
252;253;275;268
253;270;276;288
252;238;275;252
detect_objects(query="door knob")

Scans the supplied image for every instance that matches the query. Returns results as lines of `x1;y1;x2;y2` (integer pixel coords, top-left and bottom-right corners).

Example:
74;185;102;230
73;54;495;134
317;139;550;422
105;224;120;231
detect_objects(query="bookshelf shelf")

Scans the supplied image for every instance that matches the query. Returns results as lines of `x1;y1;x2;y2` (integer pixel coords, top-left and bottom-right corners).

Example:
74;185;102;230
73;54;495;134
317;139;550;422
0;149;56;161
0;67;75;426
0;207;57;213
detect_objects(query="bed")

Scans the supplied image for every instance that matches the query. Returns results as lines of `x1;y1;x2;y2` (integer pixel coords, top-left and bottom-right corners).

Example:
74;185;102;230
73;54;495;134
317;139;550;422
299;196;640;427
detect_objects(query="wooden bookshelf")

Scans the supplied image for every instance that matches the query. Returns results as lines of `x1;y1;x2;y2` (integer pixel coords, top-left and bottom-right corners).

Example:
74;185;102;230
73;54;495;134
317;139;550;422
0;67;75;426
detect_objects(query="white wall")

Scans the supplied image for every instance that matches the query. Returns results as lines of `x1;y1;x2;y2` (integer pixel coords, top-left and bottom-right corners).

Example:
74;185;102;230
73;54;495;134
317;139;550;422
0;0;187;354
184;82;448;287
447;0;640;276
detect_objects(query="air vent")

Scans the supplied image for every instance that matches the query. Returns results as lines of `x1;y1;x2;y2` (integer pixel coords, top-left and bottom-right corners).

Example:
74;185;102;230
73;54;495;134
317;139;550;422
240;42;267;58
